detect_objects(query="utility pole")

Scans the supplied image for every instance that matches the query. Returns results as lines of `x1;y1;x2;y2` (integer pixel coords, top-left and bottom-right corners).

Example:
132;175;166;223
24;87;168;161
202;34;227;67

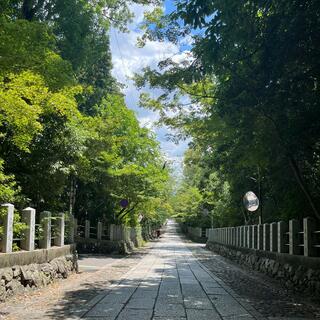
258;166;263;224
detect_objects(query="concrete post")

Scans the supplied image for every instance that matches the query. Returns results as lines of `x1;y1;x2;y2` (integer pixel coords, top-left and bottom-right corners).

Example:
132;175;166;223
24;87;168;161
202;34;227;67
97;221;103;240
257;224;263;250
40;211;51;249
54;213;64;247
289;219;300;255
248;225;253;248
21;207;35;251
263;223;270;251
245;226;248;247
85;220;90;239
1;204;14;253
239;226;244;247
278;221;288;253
269;222;277;252
303;217;316;257
252;225;257;249
110;224;114;241
237;227;241;247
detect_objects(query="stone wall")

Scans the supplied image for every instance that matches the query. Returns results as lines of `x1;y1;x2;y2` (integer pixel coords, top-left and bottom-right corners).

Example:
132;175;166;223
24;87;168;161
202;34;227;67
76;238;135;255
181;224;207;243
0;254;77;301
206;241;320;295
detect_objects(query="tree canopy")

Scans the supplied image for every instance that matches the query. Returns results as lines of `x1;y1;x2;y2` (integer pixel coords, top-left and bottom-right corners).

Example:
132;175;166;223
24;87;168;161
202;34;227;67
136;0;320;226
0;0;170;230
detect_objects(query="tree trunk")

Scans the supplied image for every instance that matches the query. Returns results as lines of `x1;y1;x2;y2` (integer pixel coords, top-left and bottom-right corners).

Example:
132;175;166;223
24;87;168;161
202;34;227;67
288;156;320;221
22;0;35;20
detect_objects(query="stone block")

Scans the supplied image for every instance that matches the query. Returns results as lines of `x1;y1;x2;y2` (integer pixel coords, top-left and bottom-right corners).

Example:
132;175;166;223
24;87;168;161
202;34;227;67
0;268;13;282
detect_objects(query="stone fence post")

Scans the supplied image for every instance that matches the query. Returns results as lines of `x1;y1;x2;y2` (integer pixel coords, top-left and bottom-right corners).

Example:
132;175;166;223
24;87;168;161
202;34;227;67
54;213;64;247
240;226;244;247
263;223;270;251
232;227;236;246
0;203;14;253
257;224;263;250
303;217;316;257
85;220;90;239
40;211;51;249
97;221;102;240
21;207;35;251
110;224;114;240
270;222;277;252
248;225;253;248
278;221;288;253
252;225;257;249
289;219;300;255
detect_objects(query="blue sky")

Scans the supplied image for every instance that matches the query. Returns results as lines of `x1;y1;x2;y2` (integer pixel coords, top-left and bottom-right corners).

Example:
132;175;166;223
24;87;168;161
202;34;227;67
109;1;190;177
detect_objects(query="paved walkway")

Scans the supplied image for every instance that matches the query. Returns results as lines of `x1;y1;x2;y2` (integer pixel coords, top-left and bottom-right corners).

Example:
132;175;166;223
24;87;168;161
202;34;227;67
75;220;262;320
2;220;319;319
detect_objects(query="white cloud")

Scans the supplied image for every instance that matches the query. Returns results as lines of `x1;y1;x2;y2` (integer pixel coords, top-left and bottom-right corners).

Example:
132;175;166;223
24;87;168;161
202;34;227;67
110;4;190;176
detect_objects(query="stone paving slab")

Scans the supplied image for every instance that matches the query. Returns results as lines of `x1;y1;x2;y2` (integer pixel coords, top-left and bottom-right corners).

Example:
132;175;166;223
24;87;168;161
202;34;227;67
208;294;253;317
126;297;156;309
73;221;262;320
117;308;153;320
152;317;186;320
183;296;213;309
83;302;124;318
154;303;186;318
186;308;221;320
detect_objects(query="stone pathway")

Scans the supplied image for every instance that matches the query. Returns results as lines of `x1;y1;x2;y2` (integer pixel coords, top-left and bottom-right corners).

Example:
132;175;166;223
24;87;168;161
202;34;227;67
74;221;264;320
2;220;319;319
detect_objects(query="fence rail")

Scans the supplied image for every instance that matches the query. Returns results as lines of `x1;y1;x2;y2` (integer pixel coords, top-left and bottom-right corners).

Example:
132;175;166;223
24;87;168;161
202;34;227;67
0;203;146;254
207;217;320;257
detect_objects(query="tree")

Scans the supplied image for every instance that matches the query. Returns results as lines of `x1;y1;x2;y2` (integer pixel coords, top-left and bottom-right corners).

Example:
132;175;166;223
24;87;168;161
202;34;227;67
136;0;320;224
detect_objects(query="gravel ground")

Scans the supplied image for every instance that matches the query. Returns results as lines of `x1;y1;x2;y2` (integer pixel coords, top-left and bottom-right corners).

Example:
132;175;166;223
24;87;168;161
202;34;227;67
186;240;320;319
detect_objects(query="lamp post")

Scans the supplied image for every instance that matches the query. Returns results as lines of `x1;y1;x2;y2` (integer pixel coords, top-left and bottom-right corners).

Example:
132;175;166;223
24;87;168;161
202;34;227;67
249;167;262;224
